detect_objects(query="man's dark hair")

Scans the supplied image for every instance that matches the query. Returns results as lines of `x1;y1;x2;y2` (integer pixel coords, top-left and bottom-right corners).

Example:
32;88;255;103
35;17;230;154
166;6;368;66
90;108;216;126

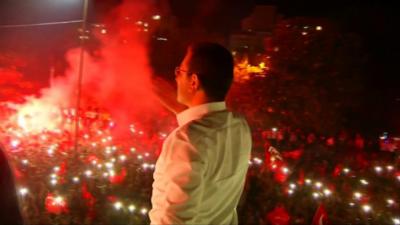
188;42;234;101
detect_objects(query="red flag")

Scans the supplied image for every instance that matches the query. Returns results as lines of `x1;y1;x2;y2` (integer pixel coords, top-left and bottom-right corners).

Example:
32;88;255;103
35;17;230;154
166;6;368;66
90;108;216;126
109;167;127;184
332;164;342;177
312;204;328;225
297;169;305;185
266;204;290;225
282;149;303;160
45;193;68;214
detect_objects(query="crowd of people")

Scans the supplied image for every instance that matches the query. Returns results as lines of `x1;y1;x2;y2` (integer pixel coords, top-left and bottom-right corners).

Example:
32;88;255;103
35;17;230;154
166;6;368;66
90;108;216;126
0;70;399;224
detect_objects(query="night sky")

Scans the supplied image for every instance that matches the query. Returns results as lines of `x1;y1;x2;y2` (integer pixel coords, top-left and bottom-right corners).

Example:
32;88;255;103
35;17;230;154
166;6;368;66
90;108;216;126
1;1;397;81
0;0;399;131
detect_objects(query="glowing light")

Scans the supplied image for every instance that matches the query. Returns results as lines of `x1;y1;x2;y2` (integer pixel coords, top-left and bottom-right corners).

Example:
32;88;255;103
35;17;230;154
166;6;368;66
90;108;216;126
47;149;54;155
375;166;383;173
109;170;115;177
53;166;60;172
302;32;308;36
22;159;29;165
354;192;362;200
253;157;263;165
393;218;400;225
85;170;93;177
362;204;372;213
128;205;136;212
272;127;278;132
19;188;29;196
11;139;20;148
152;15;161;20
50;173;57;179
130;147;136;153
50;179;57;185
54;196;64;205
323;189;332;196
343;168;350;173
16;99;62;133
289;183;296;189
142;163;149;169
316;26;323;31
137;155;143;160
387;165;394;171
145;152;150;157
349;202;355;207
140;208;148;215
119;155;127;162
288;189;294;195
92;142;97;147
103;172;109;177
114;202;123;210
143;23;148;27
282;167;289;174
107;136;112;141
72;177;80;183
84;134;89;139
360;179;369;185
111;158;116;163
305;179;312;185
312;192;320;199
387;199;395;205
105;162;113;169
314;182;323;189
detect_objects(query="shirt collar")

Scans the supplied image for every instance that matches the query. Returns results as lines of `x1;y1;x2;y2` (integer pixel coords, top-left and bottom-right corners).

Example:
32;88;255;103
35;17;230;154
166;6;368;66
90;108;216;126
177;101;227;126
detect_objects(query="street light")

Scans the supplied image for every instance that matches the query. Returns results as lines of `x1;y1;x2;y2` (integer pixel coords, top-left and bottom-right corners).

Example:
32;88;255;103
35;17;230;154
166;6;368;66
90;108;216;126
74;0;89;155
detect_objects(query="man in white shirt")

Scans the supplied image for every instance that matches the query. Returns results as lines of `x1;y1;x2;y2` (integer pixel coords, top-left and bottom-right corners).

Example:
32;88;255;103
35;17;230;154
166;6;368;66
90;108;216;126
150;42;252;225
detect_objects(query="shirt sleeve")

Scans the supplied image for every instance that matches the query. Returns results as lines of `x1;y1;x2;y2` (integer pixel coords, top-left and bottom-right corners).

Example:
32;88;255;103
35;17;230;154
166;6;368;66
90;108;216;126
150;130;206;225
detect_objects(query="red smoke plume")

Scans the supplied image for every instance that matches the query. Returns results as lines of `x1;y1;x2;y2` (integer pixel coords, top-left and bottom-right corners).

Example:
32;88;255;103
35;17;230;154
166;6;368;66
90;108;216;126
10;0;163;135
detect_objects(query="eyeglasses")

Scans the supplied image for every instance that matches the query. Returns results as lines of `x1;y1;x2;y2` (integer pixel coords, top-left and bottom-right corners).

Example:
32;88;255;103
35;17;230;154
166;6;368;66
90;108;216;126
174;67;190;77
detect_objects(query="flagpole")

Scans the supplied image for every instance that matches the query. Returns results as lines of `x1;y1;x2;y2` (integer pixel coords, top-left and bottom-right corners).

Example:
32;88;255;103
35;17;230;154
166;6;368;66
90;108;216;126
74;0;89;154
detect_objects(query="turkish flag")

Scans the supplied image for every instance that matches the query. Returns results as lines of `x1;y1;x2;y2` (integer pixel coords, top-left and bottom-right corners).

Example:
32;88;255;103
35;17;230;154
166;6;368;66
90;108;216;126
266;205;290;225
312;204;328;225
109;167;127;184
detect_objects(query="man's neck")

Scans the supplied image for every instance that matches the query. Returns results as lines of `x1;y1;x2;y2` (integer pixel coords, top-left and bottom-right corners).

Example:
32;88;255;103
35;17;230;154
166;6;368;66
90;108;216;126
187;92;213;108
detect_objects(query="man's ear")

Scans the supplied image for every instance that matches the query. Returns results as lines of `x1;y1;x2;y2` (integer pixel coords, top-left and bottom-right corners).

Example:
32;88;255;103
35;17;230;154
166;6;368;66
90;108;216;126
190;73;200;91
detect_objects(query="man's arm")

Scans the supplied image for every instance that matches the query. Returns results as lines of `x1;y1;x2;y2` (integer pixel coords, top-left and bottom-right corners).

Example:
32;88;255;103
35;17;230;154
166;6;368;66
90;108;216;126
152;76;187;114
150;131;206;225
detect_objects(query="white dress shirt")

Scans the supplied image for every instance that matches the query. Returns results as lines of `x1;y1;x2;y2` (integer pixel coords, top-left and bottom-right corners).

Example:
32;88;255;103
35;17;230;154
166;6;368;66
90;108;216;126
150;102;252;225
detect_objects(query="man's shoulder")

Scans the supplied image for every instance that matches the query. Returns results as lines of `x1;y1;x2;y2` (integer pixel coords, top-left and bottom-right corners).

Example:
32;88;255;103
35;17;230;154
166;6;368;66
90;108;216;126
175;110;249;142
